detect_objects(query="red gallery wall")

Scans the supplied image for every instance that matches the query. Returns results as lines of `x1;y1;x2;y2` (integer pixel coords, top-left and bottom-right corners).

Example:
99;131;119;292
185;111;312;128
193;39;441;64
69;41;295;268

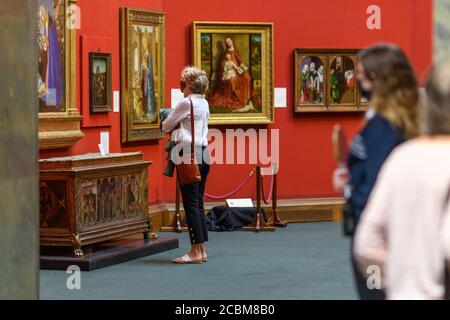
39;0;432;204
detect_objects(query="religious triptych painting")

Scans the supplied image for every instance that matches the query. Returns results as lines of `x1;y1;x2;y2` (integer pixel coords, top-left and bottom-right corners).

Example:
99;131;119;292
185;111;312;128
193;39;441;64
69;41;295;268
120;8;165;142
193;22;274;125
295;49;365;112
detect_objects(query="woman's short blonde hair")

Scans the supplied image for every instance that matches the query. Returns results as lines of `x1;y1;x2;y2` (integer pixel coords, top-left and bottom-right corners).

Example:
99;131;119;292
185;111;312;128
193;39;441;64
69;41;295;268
422;58;450;135
181;66;209;95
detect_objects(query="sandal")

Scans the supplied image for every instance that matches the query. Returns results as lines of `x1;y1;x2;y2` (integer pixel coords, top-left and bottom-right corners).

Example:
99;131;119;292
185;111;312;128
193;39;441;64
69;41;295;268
202;254;208;263
172;254;203;264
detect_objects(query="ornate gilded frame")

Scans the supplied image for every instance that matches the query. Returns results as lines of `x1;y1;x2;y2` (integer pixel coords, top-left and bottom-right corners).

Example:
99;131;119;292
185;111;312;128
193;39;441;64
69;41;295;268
294;48;366;113
192;22;274;125
120;8;165;143
38;0;83;149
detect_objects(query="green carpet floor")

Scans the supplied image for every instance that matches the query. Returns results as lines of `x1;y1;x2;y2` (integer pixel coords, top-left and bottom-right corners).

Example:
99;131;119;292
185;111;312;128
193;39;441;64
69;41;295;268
40;222;357;300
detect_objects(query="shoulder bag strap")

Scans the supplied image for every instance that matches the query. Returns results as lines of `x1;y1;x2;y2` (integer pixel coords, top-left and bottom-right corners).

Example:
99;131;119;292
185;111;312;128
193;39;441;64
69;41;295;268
189;98;195;162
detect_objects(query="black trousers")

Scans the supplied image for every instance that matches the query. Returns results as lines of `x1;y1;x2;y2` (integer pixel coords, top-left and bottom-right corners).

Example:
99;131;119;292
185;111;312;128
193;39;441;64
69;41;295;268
180;161;210;245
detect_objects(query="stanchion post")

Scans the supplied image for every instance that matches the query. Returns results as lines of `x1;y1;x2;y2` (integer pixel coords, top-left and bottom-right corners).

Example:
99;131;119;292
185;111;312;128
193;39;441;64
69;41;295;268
268;164;288;228
243;166;275;232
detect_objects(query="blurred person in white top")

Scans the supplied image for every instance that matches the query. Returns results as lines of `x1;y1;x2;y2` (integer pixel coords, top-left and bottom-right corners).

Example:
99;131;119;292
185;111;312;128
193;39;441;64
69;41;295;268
354;58;450;299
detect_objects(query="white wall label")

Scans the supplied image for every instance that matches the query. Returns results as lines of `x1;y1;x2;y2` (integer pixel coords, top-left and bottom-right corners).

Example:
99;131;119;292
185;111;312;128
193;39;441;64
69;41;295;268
113;91;120;112
366;5;381;30
274;88;287;108
100;131;109;155
171;89;184;108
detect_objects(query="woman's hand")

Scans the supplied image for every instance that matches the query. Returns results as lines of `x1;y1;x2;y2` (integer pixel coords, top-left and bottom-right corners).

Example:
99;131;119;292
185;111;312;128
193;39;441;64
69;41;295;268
333;166;349;192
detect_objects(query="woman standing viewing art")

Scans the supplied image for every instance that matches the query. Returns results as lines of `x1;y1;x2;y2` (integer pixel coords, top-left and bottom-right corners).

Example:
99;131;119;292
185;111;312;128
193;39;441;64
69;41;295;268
162;66;210;264
333;44;419;299
209;38;260;112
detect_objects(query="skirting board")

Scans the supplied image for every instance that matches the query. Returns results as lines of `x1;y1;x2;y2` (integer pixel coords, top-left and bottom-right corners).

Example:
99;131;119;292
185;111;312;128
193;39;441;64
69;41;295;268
149;198;345;232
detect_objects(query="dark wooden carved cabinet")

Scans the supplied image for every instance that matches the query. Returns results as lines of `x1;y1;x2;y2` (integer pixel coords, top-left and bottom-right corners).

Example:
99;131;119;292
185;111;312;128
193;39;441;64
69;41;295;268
39;152;152;257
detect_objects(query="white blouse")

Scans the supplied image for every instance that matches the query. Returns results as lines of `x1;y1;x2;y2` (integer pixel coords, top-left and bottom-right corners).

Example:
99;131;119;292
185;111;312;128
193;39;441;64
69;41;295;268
162;94;210;147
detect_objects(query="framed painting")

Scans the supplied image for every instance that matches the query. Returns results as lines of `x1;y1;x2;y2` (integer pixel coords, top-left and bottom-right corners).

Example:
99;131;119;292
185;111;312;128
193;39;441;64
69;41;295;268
327;50;358;111
192;22;274;125
120;8;165;143
37;0;83;149
294;49;327;112
294;48;366;113
89;52;112;113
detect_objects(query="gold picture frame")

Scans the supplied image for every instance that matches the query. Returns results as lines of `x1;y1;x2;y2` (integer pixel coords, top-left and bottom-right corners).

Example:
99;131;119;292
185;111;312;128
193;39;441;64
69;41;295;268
120;8;165;143
192;22;274;125
38;0;83;149
294;48;367;113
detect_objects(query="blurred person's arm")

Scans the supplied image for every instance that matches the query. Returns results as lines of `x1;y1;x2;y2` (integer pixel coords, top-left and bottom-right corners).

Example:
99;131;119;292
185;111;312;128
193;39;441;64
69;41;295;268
353;162;392;278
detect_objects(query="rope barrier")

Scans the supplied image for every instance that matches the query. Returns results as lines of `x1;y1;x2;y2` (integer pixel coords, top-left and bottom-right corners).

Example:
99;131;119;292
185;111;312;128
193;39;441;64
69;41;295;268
204;170;255;200
261;174;274;205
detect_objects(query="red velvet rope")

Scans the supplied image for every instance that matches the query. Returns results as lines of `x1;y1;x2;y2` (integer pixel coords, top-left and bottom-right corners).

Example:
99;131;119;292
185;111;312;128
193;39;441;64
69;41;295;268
261;174;275;205
204;170;255;200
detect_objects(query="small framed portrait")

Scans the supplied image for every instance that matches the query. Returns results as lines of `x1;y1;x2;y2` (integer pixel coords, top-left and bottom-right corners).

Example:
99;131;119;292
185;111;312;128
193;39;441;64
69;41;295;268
294;48;366;113
294;50;327;112
89;52;112;113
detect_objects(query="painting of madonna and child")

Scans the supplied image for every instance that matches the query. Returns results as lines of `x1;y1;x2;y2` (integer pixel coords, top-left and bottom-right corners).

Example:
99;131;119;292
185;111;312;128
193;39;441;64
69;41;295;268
295;49;362;113
193;23;274;124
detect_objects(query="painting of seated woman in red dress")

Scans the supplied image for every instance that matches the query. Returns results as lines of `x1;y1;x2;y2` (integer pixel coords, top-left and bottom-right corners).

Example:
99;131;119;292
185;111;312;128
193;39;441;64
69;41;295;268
207;37;261;113
194;22;274;124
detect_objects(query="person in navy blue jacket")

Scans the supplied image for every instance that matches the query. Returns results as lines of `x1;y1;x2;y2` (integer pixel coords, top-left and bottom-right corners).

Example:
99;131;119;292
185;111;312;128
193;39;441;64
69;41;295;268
334;44;419;300
347;111;405;220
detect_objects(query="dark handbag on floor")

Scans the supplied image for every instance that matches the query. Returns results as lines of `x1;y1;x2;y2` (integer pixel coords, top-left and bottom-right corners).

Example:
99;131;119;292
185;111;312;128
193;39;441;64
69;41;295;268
176;98;201;186
343;201;356;237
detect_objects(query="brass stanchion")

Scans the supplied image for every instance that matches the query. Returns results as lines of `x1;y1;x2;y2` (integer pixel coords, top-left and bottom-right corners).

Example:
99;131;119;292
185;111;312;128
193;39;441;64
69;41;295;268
160;174;188;233
243;166;275;232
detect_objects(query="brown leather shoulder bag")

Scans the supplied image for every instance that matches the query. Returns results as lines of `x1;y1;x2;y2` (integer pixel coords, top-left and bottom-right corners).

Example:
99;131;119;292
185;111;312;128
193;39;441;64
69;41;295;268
176;98;201;186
